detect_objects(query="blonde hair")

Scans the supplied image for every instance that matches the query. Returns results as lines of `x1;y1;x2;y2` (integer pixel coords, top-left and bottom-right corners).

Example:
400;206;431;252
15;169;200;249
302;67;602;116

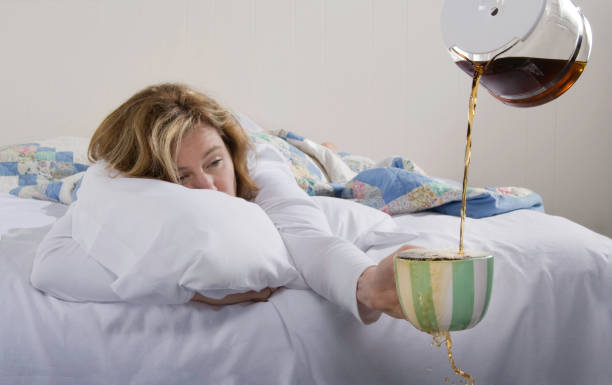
88;83;259;200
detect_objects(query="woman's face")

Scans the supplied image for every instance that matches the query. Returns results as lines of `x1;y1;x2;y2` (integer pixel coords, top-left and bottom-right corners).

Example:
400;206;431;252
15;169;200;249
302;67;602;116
175;125;237;196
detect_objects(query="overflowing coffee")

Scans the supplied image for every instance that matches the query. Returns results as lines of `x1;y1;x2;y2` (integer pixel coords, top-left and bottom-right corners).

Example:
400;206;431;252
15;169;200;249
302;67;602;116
394;249;493;385
393;0;593;382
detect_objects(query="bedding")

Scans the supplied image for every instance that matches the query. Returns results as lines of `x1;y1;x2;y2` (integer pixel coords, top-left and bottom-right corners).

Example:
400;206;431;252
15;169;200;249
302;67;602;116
0;112;259;204
66;160;307;301
0;136;89;204
3;130;542;221
27;139;419;326
1;193;611;385
29;194;413;305
267;129;544;217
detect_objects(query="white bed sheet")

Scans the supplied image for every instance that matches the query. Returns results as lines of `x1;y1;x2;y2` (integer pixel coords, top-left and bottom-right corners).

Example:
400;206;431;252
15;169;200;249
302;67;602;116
1;193;611;385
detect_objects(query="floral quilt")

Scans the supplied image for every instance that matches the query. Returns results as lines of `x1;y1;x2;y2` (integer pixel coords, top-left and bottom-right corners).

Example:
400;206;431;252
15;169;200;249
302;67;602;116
2;132;543;218
258;130;543;218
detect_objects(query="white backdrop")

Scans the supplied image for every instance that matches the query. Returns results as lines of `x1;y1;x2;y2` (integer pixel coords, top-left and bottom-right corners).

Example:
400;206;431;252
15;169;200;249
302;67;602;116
1;0;610;238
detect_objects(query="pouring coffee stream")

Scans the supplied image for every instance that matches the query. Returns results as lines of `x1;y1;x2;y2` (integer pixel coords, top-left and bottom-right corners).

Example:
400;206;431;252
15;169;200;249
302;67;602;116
458;62;484;255
393;0;593;383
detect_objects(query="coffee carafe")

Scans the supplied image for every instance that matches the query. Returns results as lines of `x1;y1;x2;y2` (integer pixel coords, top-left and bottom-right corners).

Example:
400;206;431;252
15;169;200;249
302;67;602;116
441;0;592;107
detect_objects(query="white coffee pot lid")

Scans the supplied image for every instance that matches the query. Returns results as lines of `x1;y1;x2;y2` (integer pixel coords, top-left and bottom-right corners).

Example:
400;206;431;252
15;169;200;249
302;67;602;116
441;0;546;54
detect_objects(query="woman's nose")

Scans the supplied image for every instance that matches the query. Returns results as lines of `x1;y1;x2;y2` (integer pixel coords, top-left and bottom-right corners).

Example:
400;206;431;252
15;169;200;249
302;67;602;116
192;172;217;190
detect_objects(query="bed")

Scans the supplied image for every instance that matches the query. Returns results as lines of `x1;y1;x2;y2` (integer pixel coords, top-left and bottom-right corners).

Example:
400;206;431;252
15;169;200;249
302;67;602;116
1;186;611;385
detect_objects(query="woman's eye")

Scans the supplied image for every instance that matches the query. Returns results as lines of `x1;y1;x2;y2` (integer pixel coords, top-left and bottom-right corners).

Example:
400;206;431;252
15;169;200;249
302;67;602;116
209;159;222;168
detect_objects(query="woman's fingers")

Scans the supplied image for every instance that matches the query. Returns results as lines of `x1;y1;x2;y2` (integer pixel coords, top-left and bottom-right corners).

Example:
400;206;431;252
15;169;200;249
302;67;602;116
251;287;279;302
192;287;279;305
357;244;422;319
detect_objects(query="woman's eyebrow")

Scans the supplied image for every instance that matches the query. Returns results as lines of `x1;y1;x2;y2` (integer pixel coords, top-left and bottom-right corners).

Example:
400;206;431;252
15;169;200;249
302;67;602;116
178;145;222;171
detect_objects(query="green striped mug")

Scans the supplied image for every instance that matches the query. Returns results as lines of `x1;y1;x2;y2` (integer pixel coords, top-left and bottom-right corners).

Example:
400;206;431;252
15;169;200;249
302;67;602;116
393;248;494;333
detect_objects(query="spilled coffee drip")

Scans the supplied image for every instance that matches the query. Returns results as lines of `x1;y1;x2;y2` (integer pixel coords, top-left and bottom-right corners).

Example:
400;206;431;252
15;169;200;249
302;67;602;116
431;332;475;385
396;251;489;384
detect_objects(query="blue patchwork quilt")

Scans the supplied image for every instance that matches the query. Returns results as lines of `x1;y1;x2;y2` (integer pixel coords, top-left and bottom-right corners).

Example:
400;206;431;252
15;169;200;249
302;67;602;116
2;133;543;218
251;130;543;218
0;138;89;204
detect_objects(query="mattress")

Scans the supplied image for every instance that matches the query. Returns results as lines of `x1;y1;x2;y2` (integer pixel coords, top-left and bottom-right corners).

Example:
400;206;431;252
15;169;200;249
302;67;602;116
1;193;611;385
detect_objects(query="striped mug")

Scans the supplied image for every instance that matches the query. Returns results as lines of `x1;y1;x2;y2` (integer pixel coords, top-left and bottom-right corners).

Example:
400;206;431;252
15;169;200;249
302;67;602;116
393;248;494;333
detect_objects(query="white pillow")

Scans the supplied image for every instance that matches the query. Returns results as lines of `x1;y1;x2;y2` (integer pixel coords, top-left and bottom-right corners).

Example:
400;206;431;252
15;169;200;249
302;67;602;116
311;196;417;251
71;161;305;303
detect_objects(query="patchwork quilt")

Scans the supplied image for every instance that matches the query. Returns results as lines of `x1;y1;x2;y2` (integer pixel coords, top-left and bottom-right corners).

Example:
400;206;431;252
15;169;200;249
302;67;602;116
0;137;89;205
1;132;543;218
251;130;543;218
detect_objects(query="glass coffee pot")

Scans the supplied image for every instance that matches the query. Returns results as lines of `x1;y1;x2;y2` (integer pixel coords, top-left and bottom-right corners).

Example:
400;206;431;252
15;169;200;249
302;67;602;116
441;0;592;107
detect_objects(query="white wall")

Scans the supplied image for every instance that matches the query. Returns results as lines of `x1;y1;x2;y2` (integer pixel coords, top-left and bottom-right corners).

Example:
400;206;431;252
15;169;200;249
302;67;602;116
1;0;610;238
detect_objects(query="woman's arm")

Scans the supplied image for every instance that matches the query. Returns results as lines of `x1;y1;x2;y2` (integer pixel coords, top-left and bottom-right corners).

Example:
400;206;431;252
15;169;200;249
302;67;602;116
32;206;278;306
250;144;391;324
31;205;121;302
250;144;423;323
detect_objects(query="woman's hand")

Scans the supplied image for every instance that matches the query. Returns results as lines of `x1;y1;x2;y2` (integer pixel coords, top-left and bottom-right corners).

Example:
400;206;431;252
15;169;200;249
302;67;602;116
191;287;278;306
356;244;422;319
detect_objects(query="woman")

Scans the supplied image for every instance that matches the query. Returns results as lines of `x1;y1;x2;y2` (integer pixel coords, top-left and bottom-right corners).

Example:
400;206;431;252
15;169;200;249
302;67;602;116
32;83;415;324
